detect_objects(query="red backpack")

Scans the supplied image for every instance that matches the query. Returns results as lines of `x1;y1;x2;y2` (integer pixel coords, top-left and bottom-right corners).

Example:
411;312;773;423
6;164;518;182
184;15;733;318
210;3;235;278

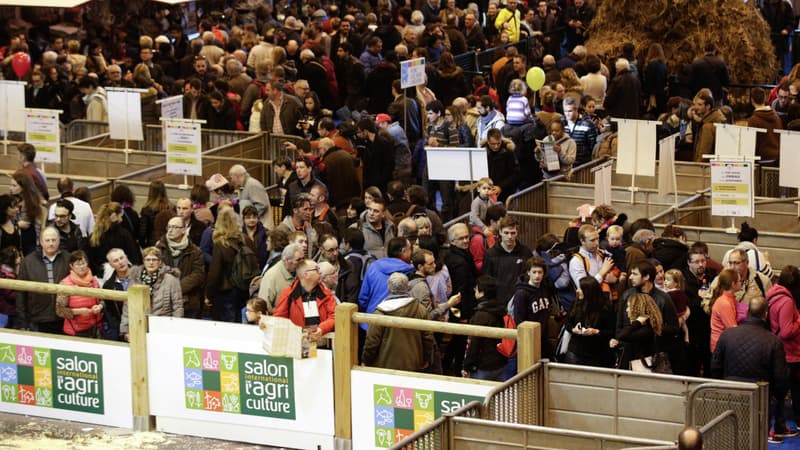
496;314;517;358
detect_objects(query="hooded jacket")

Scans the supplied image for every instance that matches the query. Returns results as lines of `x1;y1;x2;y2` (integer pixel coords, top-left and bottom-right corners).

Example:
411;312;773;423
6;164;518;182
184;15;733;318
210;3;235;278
463;297;508;372
484;137;520;203
362;295;434;371
358;257;414;329
120;265;183;334
767;284;800;363
651;238;689;271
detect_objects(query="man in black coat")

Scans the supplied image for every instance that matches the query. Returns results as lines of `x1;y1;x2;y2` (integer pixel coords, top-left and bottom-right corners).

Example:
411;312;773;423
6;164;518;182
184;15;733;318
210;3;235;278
482;217;533;306
356;118;395;193
604;58;642;120
16;228;71;333
711;297;791;440
682;248;717;378
688;43;730;106
443;223;478;376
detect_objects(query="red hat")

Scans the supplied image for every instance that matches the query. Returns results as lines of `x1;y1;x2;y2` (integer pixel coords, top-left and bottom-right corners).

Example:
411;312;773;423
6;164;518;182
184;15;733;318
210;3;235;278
375;113;392;125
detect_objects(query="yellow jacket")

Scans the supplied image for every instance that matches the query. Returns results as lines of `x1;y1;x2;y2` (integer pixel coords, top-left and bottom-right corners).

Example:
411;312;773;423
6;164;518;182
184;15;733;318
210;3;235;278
495;8;522;43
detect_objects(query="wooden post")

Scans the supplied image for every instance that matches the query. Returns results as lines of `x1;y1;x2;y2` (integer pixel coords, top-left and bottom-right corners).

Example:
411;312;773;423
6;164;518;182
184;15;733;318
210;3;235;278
127;284;153;431
334;303;358;450
516;321;540;373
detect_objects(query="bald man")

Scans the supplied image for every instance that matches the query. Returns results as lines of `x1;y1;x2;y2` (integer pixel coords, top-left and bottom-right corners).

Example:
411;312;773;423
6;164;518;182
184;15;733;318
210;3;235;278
229;165;272;229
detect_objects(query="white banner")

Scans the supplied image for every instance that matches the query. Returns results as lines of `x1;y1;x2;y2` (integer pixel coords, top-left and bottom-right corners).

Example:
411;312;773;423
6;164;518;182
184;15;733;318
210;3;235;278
351;368;497;449
710;160;754;217
613;118;659;177
400;57;426;89
594;163;612;206
107;88;144;141
0;330;132;428
657;134;678;197
147;317;334;450
714;124;764;158
25;109;61;163
157;95;184;120
778;131;800;189
164;120;202;176
0;81;26;132
426;147;488;181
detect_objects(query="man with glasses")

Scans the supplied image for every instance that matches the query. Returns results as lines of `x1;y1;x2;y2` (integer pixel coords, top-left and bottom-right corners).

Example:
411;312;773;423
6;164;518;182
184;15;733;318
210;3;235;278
316;234;357;303
274;259;336;339
258;243;305;313
771;81;792;127
318;261;341;303
683;246;717;377
703;248;772;322
155;217;206;319
47;200;86;253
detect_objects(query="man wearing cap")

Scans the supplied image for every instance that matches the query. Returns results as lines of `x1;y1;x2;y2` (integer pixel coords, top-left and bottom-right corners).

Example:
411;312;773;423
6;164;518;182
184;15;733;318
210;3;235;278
229;165;272;229
47;200;86;253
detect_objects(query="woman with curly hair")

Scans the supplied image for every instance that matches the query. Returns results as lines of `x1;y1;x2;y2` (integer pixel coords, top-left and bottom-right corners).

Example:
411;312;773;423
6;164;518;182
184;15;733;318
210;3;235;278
87;202;142;274
10;173;46;255
615;292;663;370
206;206;250;322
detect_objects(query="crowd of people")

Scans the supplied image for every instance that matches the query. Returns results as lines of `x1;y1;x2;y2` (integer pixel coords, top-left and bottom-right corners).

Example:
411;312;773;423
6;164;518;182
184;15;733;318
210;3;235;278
2;0;800;444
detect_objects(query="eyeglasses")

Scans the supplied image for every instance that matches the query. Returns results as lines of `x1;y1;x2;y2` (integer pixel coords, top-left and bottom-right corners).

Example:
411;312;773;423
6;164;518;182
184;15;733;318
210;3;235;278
167;225;185;230
304;266;321;274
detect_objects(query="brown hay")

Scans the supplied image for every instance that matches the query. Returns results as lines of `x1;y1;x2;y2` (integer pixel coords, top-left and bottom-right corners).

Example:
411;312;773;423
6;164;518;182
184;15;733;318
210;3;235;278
586;0;777;84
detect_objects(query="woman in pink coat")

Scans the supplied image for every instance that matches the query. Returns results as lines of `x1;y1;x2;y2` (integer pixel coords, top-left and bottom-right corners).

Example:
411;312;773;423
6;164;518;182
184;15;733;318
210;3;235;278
767;265;800;424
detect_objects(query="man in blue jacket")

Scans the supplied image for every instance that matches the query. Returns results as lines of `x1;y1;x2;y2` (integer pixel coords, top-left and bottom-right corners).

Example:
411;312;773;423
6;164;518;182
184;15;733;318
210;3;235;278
358;237;413;331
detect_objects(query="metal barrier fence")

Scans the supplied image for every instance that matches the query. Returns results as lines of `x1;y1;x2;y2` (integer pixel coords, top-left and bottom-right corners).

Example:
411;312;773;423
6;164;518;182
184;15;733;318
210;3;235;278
698;409;737;450
142;125;252;152
686;382;769;450
64;120;108;144
760;165;797;198
483;361;544;426
390;401;483;450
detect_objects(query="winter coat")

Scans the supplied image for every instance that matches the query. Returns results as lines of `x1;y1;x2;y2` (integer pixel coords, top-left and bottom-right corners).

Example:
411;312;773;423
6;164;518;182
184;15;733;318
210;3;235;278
321;147;360;210
483;242;533;306
87;223;142;276
274;279;336;334
155;236;206;314
604;69;642;120
484;138;520;203
768;285;800;363
444;246;478;321
692;109;726;162
616;318;657;370
16;250;71;328
362;295;434;371
651;238;689;271
711;317;788;390
511;281;558;354
567;302;616;367
747;108;782;162
120;265;183;334
463;297;508;372
358;257;414;327
355;219;397;260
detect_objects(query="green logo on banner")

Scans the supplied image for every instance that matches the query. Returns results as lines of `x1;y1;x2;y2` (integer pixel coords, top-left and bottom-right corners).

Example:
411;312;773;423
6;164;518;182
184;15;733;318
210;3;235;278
182;347;295;419
0;343;104;415
371;384;483;447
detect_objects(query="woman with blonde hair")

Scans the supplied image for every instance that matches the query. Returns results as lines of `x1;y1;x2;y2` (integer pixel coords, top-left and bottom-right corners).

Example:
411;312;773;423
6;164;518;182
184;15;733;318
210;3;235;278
709;268;740;352
206;206;250;322
560;68;583;96
615;292;663;370
87;202;142;274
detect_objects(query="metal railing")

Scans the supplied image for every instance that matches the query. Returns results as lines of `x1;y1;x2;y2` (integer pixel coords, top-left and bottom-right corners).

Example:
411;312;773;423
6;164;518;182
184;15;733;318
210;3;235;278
483;361;544;426
391;401;482;450
699;409;738;450
686;382;769;450
64;120;108;144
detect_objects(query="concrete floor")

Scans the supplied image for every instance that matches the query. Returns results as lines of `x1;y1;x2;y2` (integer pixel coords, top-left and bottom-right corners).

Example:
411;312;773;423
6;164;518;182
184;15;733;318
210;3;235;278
0;412;288;449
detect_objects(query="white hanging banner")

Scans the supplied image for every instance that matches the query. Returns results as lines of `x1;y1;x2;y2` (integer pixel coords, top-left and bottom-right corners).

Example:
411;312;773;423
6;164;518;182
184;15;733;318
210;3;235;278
25;109;62;163
164;119;203;176
777;131;800;188
612;118;659;177
593;163;612;206
157;95;184;120
657;134;678;197
0;80;27;133
400;57;426;89
107;88;145;141
710;160;754;218
714;124;764;158
426;147;488;181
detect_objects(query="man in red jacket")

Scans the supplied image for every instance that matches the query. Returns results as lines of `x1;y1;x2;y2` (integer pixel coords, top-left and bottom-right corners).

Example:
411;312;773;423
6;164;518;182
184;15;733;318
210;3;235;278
273;259;336;339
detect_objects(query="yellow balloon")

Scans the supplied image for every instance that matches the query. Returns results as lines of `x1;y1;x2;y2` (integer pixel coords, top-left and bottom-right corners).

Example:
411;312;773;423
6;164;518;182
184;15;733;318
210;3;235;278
526;67;546;92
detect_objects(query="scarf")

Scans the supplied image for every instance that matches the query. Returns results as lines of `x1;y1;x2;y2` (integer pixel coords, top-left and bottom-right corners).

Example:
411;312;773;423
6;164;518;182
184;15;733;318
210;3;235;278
140;268;160;290
69;268;96;287
479;110;497;129
166;234;190;257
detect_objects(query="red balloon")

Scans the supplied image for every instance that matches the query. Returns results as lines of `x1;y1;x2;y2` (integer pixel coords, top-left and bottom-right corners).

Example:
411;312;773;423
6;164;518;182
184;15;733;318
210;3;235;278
11;52;31;79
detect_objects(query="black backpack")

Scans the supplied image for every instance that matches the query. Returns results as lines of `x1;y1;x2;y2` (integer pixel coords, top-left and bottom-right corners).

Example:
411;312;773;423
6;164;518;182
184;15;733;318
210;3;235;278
231;239;261;292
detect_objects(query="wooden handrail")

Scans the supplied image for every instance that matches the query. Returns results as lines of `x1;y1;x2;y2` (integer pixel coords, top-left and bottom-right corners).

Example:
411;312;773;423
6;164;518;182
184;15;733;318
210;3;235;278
352;311;517;339
0;278;128;301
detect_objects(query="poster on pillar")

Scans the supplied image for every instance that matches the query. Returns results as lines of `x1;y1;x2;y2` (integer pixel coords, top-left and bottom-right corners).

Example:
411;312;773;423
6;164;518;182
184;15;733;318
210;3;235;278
778;131;800;189
164;120;202;176
25;109;61;163
0;81;27;133
107;88;144;141
612;118;659;177
710;161;754;217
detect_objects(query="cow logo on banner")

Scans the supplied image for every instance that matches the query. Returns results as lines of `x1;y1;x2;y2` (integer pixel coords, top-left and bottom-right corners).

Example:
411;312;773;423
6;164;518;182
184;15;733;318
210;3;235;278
0;343;104;414
182;347;295;419
372;384;483;447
